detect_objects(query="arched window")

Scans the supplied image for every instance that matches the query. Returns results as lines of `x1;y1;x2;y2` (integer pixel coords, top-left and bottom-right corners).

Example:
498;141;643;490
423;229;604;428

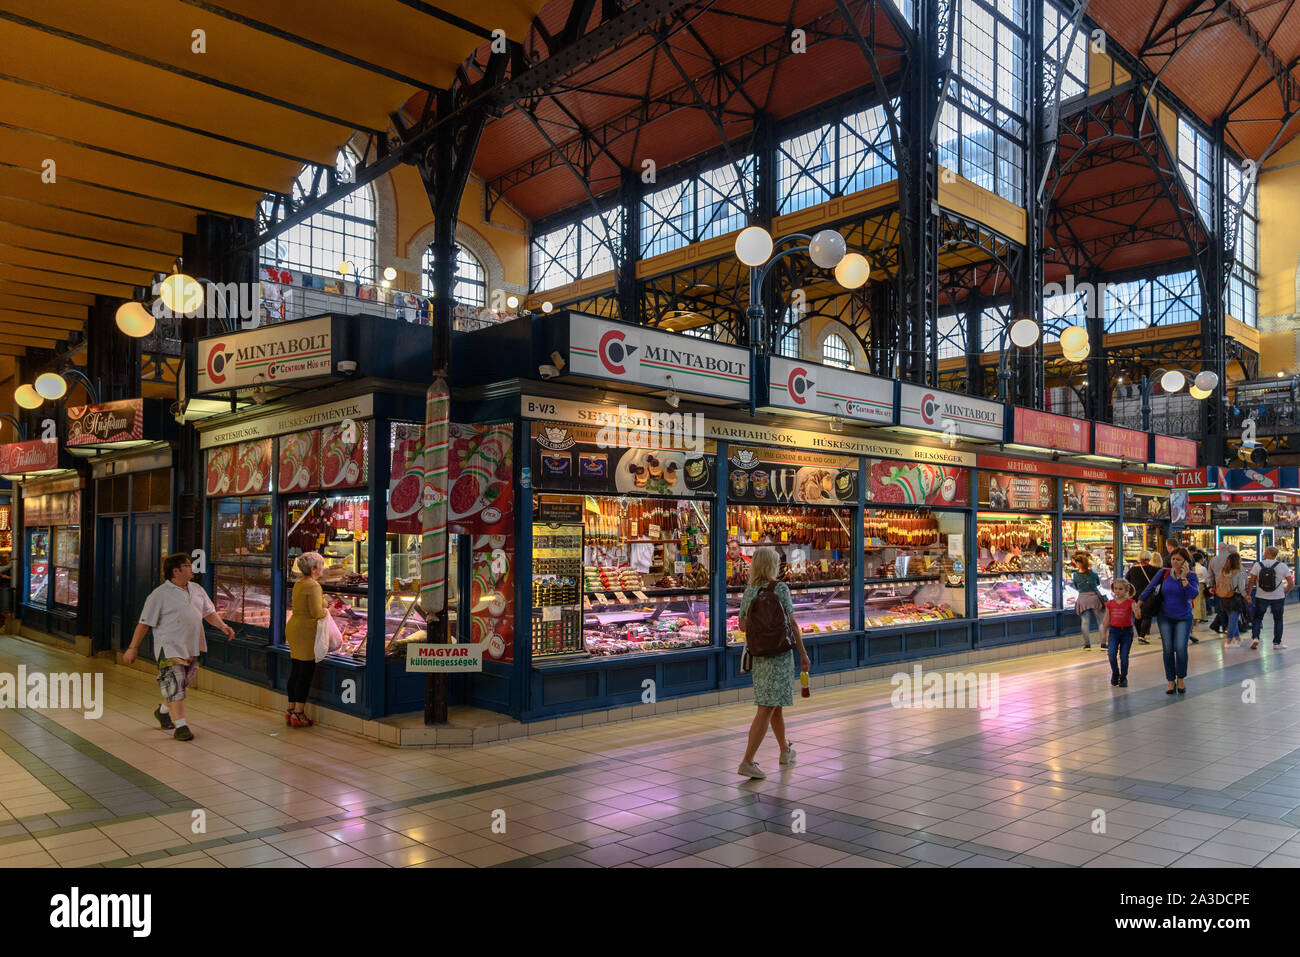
822;333;853;369
259;148;376;280
777;315;801;358
421;243;487;308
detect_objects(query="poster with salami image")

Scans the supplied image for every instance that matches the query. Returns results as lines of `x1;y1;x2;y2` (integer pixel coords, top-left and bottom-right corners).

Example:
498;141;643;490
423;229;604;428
233;439;272;495
387;423;425;535
869;459;969;507
206;446;235;496
469;534;513;663
278;430;319;493
319;421;369;489
448;423;513;535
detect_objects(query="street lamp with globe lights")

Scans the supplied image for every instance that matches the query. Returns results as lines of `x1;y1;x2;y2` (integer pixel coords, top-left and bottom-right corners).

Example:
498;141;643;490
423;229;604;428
1140;367;1219;432
994;315;1043;402
734;226;870;355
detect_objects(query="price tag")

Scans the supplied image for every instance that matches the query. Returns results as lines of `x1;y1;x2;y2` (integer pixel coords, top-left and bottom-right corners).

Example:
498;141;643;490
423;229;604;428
632;591;650;602
730;525;739;537
674;561;686;575
613;591;630;603
600;593;616;605
751;531;760;542
542;605;561;622
820;559;829;573
648;523;661;539
781;530;788;542
726;560;734;578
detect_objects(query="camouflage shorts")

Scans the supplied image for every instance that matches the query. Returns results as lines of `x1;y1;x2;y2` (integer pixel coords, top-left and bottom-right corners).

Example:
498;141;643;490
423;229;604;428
157;659;198;702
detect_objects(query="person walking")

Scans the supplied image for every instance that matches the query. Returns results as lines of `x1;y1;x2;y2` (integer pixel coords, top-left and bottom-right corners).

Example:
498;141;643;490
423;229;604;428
284;552;328;727
737;546;810;780
1071;552;1104;649
1140;547;1198;695
1248;545;1294;650
1215;551;1250;649
1191;552;1209;634
1126;551;1159;645
1101;580;1140;687
123;553;235;741
1207;542;1234;633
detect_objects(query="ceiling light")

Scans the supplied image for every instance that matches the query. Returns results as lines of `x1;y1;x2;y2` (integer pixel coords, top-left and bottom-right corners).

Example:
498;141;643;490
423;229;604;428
1010;317;1041;348
14;384;42;409
834;253;871;289
1160;369;1186;392
1188;385;1212;400
507;295;520;309
34;372;68;400
808;230;847;269
382;266;397;281
542;301;554;314
735;226;774;267
337;261;354;276
1059;324;1088;359
1194;370;1219;393
115;301;156;338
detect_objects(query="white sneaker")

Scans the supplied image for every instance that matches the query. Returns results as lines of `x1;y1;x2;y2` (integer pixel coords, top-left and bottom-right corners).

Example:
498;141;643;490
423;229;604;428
737;761;766;780
780;744;797;767
1276;642;1288;649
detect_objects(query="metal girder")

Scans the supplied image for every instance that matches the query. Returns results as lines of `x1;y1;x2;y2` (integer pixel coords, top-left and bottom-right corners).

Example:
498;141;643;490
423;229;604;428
253;0;708;249
485;2;900;215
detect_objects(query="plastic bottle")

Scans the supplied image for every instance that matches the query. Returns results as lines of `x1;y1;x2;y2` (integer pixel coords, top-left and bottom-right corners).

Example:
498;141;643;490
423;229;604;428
800;670;810;698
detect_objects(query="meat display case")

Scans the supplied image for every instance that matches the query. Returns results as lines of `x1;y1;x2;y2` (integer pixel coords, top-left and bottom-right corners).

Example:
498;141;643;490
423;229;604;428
862;509;967;626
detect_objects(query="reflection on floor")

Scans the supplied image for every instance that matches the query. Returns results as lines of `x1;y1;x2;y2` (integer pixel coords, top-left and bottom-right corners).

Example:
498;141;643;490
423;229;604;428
2;627;1300;868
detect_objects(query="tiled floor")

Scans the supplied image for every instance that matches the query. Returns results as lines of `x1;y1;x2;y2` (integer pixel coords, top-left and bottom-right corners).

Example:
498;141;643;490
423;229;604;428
4;627;1300;868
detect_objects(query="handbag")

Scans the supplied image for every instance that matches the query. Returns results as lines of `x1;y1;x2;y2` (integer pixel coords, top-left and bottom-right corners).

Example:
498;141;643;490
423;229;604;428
740;647;753;674
1140;569;1168;620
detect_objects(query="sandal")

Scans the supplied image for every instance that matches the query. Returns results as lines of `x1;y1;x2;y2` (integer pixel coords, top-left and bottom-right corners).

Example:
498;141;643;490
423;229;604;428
290;711;313;728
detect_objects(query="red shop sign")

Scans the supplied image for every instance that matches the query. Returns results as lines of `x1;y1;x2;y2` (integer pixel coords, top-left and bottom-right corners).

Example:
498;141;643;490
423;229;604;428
0;439;58;474
1013;408;1089;454
977;453;1172;488
1154;435;1197;468
1094;423;1149;462
66;398;143;446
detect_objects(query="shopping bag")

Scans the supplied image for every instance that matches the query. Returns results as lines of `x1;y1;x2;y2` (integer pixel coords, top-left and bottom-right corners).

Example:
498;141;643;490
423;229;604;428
325;614;344;653
313;617;330;662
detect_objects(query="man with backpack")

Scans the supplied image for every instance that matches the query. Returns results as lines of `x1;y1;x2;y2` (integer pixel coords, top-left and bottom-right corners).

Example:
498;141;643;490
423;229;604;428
1248;546;1293;650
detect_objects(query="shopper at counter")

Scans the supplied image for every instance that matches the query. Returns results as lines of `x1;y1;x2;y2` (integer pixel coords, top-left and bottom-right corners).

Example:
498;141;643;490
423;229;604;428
736;546;810;781
1140;547;1198;694
284;551;328;727
1071;552;1104;650
1126;552;1159;646
124;553;235;742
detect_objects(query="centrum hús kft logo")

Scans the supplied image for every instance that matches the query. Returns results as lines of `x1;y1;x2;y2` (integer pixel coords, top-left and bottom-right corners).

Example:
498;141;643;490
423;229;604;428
787;366;813;404
206;341;229;384
920;392;940;425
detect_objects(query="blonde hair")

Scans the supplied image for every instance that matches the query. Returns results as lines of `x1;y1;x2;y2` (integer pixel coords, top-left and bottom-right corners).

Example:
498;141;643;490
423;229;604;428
295;551;324;576
748;546;779;586
1113;580;1132;599
1138;550;1151;562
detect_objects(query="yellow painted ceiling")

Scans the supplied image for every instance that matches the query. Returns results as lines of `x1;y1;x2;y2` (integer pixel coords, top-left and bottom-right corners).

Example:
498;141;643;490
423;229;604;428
0;0;543;360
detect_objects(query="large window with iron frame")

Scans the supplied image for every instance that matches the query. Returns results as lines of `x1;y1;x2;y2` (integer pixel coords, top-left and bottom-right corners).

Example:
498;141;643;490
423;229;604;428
1042;1;1088;102
1226;161;1259;328
937;313;965;360
639;155;755;259
531;207;624;290
420;243;487;308
777;99;898;215
259;148;376;281
1177;116;1215;228
1101;270;1201;334
939;0;1028;205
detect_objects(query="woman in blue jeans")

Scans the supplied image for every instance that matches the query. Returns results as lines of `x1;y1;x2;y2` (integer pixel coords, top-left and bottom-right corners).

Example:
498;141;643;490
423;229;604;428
1140;548;1199;694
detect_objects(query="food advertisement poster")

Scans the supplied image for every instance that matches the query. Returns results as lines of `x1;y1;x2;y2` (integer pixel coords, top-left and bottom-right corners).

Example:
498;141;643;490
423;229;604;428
531;422;715;497
1124;485;1170;521
387;423;426;535
1063;481;1117;513
469;535;513;663
979;471;1054;510
319;421;368;489
868;459;969;506
278;429;319;494
727;446;856;505
205;439;271;496
448;423;514;536
206;445;235;496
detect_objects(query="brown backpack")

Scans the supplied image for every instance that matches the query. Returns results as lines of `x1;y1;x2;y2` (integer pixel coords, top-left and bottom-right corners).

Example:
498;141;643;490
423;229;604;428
1215;572;1236;599
746;583;795;658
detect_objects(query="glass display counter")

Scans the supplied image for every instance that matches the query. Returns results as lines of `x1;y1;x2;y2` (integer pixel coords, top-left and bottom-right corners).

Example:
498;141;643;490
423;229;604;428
1061;519;1117;607
725;504;853;643
1217;527;1273;565
975;513;1056;618
210;496;272;628
862;509;966;626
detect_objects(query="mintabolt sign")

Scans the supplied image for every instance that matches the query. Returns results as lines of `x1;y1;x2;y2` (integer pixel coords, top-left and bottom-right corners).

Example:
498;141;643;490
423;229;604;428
195;316;333;393
0;439;58;474
766;357;893;423
898;383;1004;441
66;398;144;447
1013;407;1089;454
567;314;751;401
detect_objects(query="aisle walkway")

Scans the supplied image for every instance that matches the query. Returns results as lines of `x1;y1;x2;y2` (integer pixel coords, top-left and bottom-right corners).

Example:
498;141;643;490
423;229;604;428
2;628;1300;868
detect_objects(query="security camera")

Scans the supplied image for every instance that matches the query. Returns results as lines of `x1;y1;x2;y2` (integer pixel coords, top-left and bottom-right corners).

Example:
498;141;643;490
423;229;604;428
666;392;680;409
252;388;268;406
538;364;559;379
337;360;358;374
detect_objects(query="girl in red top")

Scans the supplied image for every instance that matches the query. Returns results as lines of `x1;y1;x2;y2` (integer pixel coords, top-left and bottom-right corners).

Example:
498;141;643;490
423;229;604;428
1101;580;1141;687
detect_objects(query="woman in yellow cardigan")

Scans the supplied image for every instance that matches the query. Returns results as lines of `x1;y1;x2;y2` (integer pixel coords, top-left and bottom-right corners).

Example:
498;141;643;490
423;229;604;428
284;551;327;727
